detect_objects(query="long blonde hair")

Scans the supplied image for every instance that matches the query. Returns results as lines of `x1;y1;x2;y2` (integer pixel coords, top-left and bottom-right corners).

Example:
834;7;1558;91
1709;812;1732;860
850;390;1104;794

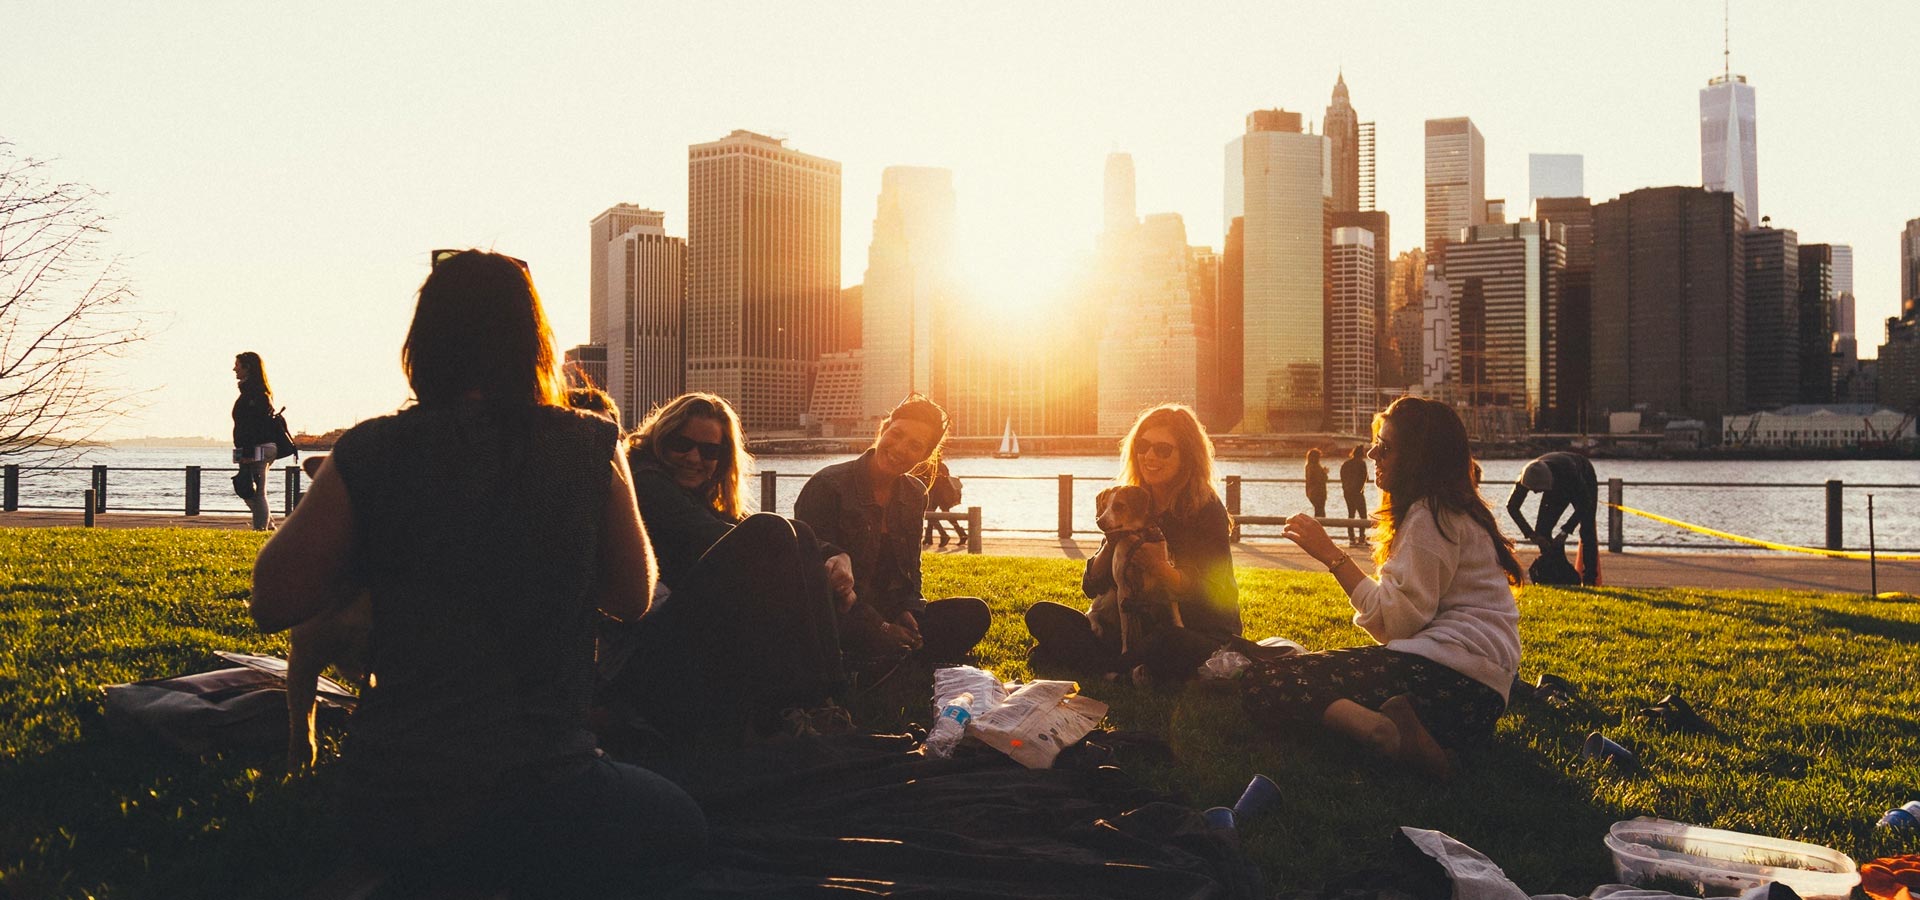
628;393;754;520
1117;404;1220;518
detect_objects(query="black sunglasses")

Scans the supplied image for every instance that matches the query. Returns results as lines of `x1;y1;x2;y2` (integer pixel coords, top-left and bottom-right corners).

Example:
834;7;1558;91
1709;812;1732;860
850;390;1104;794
1133;439;1178;460
663;433;726;461
430;249;530;272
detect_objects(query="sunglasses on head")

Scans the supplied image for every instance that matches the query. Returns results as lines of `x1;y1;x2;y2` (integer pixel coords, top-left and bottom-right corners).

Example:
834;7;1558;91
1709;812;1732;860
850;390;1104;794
430;249;530;272
663;433;726;461
1133;439;1178;460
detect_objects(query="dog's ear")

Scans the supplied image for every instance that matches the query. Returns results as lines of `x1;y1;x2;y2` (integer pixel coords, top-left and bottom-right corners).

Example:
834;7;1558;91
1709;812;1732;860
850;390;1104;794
1094;486;1116;516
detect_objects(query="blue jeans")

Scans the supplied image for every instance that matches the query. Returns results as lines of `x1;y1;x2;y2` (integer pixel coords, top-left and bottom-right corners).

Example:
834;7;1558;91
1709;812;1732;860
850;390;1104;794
239;459;273;530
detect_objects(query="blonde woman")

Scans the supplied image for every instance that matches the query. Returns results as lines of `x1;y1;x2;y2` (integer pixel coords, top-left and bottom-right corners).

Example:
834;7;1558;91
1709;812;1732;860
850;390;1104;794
1025;404;1243;679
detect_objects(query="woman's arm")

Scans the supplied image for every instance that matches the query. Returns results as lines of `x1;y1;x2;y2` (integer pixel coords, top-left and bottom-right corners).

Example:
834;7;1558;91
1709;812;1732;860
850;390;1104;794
792;471;843;547
1082;538;1117;598
596;453;657;622
251;458;357;633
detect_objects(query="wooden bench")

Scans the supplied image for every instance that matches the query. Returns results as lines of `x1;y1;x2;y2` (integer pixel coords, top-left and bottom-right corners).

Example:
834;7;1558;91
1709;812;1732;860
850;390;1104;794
925;506;983;554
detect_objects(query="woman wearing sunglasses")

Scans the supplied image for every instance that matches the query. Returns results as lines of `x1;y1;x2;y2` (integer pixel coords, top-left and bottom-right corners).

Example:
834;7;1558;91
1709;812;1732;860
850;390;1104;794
1241;396;1522;780
602;392;850;744
794;394;991;670
1025;403;1243;680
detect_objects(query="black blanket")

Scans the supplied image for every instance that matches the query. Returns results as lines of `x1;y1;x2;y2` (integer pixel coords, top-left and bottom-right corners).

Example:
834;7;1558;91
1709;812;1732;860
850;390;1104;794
660;732;1263;899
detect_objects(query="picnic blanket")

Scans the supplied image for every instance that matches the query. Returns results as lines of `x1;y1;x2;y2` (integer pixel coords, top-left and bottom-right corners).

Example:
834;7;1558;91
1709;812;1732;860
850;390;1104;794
657;731;1263;899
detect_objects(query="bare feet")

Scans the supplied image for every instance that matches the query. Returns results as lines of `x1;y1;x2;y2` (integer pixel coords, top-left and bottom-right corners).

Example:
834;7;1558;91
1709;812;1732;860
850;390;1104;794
1322;699;1400;756
1381;694;1453;780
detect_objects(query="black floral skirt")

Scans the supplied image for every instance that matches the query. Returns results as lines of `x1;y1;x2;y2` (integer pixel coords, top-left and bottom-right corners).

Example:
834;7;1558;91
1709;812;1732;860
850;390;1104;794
1238;646;1505;750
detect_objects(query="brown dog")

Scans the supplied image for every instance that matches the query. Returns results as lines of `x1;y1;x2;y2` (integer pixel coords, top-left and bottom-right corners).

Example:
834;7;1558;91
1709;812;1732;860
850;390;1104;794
1087;485;1180;659
285;454;371;772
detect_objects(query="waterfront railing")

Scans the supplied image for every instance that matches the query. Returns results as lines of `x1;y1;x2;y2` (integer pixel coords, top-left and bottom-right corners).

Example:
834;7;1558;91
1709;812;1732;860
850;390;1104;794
4;463;1916;555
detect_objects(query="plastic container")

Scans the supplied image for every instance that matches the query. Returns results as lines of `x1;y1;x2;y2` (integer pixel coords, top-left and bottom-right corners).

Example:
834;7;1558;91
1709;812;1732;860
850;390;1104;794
923;693;974;759
1876;800;1920;829
1603;817;1859;900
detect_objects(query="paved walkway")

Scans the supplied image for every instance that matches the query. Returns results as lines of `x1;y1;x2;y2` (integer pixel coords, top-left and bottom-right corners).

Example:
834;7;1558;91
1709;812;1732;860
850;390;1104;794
5;510;1915;594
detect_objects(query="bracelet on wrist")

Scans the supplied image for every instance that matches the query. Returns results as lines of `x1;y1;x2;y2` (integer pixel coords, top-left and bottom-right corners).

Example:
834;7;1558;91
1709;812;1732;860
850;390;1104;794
1323;554;1354;572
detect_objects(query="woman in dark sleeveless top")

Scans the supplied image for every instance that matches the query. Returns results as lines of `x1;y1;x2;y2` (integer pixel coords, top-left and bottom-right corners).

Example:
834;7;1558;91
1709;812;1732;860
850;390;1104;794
251;251;704;894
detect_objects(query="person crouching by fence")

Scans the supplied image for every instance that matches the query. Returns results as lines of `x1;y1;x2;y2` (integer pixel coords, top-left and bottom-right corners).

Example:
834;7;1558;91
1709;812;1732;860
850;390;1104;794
1240;396;1522;780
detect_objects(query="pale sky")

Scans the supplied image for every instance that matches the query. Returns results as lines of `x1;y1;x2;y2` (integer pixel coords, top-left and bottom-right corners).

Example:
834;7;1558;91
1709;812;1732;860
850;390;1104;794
5;0;1915;440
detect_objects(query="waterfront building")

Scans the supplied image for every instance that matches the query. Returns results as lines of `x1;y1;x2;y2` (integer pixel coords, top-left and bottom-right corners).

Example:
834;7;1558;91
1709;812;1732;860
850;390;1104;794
808;351;865;435
1225;109;1331;432
1325;73;1362;214
860;166;956;425
686;129;841;433
1902;218;1920;307
1444;222;1567;430
1528;154;1584;204
604;212;688;420
1722;404;1916;448
1879;308;1920;412
1701;74;1758;224
1742;225;1800;410
1420;265;1453;391
1329;227;1377;435
1215;217;1246;432
1383;248;1426;388
1591;186;1746;430
1425;117;1485;268
1798;243;1835;404
1332;210;1390;395
589;203;660;349
1188;245;1224;430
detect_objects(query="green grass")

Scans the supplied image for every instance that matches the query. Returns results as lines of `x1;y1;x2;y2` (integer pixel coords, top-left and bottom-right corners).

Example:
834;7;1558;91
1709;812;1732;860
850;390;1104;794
3;528;1918;898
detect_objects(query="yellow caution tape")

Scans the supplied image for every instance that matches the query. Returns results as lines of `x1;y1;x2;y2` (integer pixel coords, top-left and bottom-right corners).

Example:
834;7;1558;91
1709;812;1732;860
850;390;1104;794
1609;503;1920;561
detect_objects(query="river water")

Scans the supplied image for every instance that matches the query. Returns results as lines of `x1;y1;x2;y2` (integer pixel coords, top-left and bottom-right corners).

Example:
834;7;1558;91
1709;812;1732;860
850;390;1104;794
9;447;1917;553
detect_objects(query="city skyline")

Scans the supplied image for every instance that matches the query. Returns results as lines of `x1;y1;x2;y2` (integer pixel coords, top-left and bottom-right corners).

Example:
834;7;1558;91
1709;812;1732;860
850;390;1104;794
4;2;1917;438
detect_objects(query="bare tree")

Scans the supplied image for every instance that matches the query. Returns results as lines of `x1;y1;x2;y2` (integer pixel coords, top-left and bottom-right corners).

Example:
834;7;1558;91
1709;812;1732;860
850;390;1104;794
0;142;149;459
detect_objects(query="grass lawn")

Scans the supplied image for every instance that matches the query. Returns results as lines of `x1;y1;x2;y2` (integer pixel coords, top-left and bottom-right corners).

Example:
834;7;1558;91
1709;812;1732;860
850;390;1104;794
3;527;1918;898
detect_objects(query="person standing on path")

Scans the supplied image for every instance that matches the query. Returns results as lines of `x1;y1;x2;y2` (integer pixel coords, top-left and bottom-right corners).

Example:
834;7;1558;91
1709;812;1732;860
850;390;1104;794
1506;451;1601;586
1304;448;1329;518
1340;445;1369;547
231;352;278;531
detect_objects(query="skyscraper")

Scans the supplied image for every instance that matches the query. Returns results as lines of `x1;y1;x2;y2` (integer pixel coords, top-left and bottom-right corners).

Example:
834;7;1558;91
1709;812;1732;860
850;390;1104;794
1535;197;1594;430
1528;154;1584;205
1444;222;1567;430
1098;213;1203;433
1226;109;1331;432
1591;186;1746;428
1357;122;1377;212
589;203;661;349
1103;153;1137;235
1329;227;1377;435
1325;72;1361;214
1902;218;1920;307
1420;266;1453;391
1425;117;1485;268
861;166;956;424
686;129;841;432
1701;74;1758;225
602;209;687;421
1383;248;1426;388
1742;224;1800;409
1797;243;1835;403
1331;210;1390;393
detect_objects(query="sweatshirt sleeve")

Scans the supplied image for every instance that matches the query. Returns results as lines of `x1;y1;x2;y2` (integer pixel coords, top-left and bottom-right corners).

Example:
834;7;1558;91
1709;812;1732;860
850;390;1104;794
1348;504;1457;644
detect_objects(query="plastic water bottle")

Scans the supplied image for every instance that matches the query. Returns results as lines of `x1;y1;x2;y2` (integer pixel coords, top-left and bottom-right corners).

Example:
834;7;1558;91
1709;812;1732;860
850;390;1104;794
924;693;974;759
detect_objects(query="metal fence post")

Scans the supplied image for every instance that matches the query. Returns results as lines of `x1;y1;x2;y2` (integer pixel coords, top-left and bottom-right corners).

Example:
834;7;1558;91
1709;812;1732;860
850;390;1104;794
3;464;17;511
285;465;299;513
967;506;982;554
1607;477;1623;553
186;466;200;516
1226;475;1242;543
92;465;107;512
84;489;96;527
761;470;778;514
1057;475;1073;539
1825;479;1843;551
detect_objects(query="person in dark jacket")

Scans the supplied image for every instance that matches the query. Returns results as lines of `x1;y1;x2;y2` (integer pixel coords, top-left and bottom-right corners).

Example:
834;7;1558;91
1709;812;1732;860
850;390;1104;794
1025;403;1244;680
1506;451;1600;586
794;395;991;668
603;393;850;744
231;351;279;531
1340;444;1370;546
922;459;967;548
1304;448;1329;519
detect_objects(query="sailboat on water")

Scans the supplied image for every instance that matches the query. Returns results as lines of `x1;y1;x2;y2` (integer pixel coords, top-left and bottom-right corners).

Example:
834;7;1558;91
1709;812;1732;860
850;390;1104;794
994;418;1021;459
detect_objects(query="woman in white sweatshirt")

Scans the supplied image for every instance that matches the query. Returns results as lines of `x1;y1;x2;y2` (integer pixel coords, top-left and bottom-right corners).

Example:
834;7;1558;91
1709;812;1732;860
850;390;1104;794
1241;396;1523;778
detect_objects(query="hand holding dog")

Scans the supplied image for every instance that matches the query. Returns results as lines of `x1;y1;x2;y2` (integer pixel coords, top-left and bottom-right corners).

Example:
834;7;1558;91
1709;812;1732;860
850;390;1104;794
1281;512;1342;565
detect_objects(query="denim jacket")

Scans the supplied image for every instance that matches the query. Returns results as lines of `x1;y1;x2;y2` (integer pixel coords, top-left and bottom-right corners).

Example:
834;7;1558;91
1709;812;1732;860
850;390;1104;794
793;450;928;620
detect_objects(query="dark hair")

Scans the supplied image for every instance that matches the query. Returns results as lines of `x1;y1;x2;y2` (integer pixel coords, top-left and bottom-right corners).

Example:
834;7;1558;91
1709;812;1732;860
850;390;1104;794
629;393;753;520
877;394;950;479
1306;447;1322;463
401;250;563;407
1371;396;1522;583
566;387;622;429
235;352;272;400
1117;404;1220;518
1350;444;1365;458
